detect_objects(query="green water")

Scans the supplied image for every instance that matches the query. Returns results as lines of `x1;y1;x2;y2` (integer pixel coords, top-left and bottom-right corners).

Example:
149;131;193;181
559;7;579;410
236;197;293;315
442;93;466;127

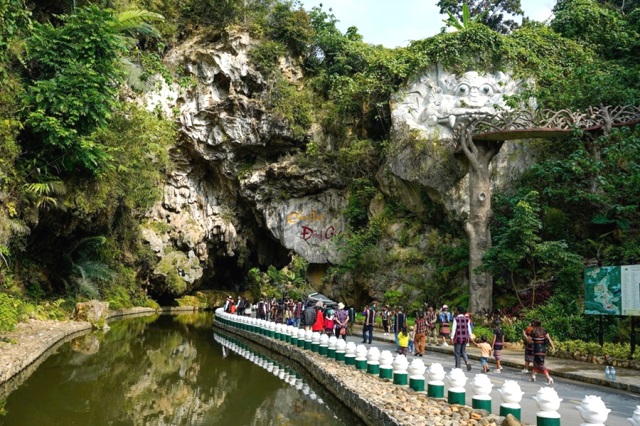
0;313;354;426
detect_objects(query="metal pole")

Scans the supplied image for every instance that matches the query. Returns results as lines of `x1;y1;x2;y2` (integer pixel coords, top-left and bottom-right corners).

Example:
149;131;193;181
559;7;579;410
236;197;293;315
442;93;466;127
599;315;604;347
631;316;636;359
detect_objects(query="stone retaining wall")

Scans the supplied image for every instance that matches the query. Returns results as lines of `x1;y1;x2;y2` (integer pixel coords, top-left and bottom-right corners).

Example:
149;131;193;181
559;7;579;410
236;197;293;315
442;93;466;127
213;320;505;426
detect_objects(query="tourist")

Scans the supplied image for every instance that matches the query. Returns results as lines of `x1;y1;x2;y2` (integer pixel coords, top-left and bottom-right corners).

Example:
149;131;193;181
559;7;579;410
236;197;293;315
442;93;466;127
303;300;316;331
472;335;493;373
324;309;335;336
393;307;407;351
362;304;376;344
294;299;304;328
492;319;504;372
397;326;410;355
223;296;232;313
408;326;415;354
530;319;555;385
450;306;472;371
334;303;349;340
523;321;535;373
230;300;237;315
413;312;427;357
438;305;453;346
312;302;325;333
244;299;252;317
426;306;438;346
381;306;390;335
257;298;267;320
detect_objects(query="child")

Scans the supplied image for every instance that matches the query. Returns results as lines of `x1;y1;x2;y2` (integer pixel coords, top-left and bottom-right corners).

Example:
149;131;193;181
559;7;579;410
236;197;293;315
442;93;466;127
324;309;335;336
398;326;410;355
472;335;493;373
408;326;416;354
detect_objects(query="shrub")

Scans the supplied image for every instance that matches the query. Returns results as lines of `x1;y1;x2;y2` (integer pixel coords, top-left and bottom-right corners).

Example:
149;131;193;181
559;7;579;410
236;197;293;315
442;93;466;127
0;292;20;332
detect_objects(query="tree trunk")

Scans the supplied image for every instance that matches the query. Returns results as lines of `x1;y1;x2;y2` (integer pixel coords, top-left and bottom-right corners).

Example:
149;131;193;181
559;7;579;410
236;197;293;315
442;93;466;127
460;132;503;313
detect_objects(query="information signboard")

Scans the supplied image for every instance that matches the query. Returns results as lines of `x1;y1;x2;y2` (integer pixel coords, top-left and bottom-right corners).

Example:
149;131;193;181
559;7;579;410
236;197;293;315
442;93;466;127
584;264;640;316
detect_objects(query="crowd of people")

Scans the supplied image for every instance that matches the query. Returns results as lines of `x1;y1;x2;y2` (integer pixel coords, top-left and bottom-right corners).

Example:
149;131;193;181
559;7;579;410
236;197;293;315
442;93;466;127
221;295;555;383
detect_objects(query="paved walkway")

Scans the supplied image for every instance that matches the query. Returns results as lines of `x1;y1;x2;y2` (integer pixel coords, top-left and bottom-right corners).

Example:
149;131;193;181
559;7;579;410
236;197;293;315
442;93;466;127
366;329;640;395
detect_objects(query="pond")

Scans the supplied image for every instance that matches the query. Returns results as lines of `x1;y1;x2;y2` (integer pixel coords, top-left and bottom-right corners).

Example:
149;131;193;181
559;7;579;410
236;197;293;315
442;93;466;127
0;313;358;425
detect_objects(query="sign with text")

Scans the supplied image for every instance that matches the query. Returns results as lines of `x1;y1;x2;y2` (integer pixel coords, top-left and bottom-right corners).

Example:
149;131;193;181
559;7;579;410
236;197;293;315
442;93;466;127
584;264;640;316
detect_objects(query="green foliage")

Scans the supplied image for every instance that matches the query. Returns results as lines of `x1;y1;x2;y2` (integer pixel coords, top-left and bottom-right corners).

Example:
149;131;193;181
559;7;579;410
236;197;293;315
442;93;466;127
552;0;639;59
437;0;524;34
0;292;20;332
472;326;494;341
344;177;377;229
556;340;640;360
249;39;286;76
23;6;127;175
265;73;313;140
0;0;31;79
483;191;583;307
266;1;313;57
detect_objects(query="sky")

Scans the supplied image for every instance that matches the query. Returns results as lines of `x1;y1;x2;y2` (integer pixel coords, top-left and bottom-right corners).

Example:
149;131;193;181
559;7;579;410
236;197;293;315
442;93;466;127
298;0;556;48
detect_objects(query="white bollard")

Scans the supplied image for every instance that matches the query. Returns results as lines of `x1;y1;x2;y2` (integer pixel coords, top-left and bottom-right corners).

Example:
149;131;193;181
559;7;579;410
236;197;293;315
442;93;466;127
629;405;640;426
470;374;493;412
379;350;394;380
319;333;329;356
446;368;468;404
499;380;524;421
328;335;338;359
533;387;562;426
392;354;409;385
427;363;446;398
366;347;381;375
408;359;426;391
576;395;611;426
335;339;347;361
355;344;368;370
345;341;357;365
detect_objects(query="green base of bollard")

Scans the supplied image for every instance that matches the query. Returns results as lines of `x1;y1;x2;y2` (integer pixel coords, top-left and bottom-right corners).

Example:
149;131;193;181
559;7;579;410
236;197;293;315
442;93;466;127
500;406;521;420
409;378;425;392
379;367;393;380
335;352;345;361
285;336;291;343
304;341;311;350
428;383;444;398
536;413;560;426
345;356;356;365
448;390;465;405
298;340;305;348
275;333;281;340
355;359;367;370
311;344;319;353
319;346;328;356
328;349;336;359
472;397;491;412
367;364;380;374
291;338;298;346
268;331;275;338
393;373;408;385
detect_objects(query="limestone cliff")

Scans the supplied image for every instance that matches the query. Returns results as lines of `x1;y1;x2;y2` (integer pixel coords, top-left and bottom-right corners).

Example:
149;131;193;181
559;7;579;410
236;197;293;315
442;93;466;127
139;31;534;300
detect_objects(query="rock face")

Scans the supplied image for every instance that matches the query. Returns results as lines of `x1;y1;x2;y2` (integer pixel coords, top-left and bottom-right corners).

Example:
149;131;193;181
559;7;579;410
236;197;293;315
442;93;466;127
388;65;537;214
73;300;109;323
140;30;348;295
138;33;538;299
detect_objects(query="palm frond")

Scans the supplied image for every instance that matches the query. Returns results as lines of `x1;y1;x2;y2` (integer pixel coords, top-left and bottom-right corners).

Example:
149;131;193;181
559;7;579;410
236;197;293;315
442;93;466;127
114;10;164;39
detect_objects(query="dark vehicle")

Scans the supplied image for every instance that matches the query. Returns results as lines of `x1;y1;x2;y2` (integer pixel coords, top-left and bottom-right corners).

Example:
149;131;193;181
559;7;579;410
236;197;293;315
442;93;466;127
307;292;338;308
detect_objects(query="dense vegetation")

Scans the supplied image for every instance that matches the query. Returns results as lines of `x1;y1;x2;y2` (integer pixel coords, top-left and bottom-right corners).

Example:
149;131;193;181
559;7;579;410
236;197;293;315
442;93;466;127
0;0;639;350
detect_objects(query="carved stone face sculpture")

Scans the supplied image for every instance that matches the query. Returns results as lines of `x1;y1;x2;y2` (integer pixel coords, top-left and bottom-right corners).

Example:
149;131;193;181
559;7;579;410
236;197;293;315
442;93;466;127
393;66;523;139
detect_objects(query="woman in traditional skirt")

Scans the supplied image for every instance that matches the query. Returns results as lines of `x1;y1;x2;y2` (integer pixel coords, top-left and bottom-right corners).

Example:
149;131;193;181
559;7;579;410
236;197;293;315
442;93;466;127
438;305;452;346
492;318;505;372
529;319;555;385
522;321;535;373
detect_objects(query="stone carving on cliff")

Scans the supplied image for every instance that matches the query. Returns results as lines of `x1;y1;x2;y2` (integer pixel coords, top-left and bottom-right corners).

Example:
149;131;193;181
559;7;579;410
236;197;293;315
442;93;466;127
394;67;521;139
388;65;535;213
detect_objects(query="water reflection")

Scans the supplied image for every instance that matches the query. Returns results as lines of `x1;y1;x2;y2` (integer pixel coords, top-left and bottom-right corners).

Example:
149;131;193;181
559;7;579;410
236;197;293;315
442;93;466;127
0;313;351;426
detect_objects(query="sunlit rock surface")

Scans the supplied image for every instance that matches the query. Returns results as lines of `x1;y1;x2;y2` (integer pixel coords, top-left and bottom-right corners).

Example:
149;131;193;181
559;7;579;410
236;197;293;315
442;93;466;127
389;65;537;214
